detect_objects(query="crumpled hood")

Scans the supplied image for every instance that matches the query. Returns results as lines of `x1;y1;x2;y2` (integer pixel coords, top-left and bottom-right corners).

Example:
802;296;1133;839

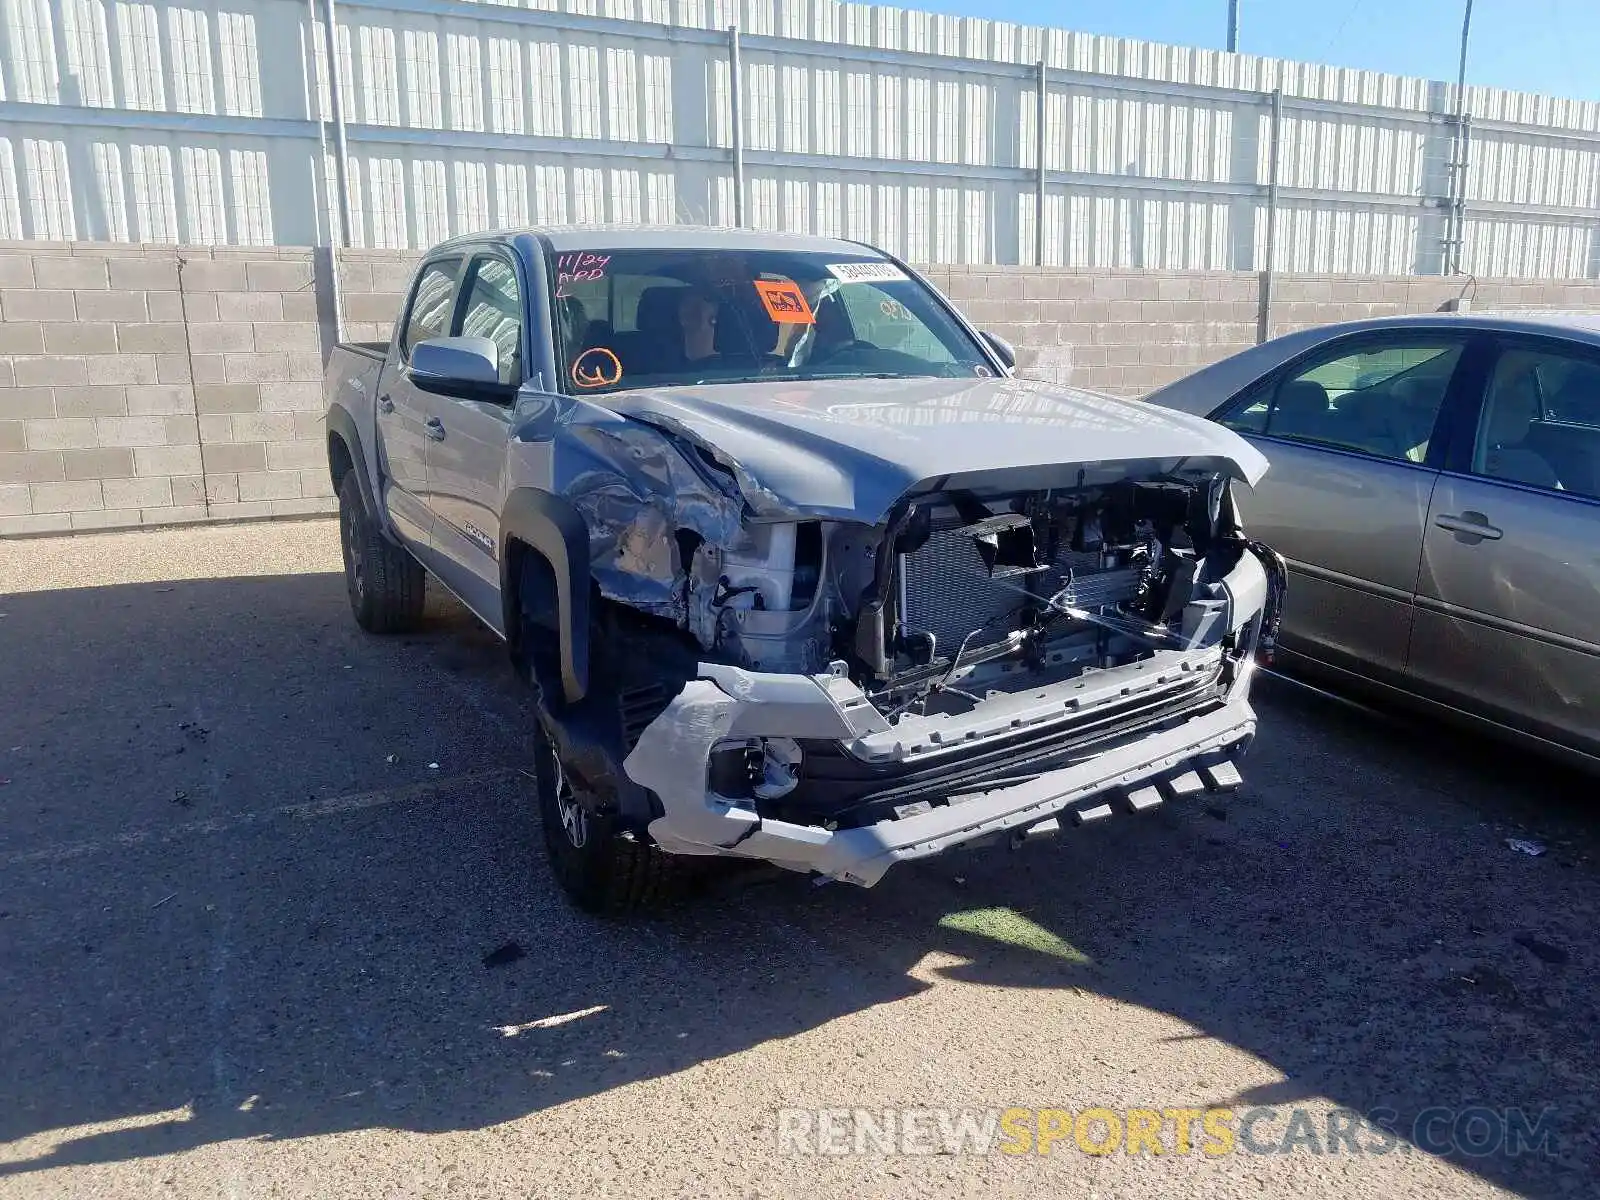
601;375;1268;524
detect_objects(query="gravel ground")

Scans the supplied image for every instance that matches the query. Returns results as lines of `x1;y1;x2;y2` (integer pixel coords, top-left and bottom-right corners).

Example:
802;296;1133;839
1;520;1597;1199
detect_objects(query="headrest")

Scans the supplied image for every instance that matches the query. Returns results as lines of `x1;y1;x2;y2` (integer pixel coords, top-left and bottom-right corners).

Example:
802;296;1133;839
1486;368;1540;446
1551;365;1600;422
1274;379;1329;426
635;285;686;337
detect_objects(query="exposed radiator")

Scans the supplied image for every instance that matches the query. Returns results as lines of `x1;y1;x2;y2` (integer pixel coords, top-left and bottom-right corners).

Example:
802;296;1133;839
899;524;1142;657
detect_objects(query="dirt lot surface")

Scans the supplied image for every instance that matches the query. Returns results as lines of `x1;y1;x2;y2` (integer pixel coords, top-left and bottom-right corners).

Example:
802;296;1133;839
2;520;1597;1199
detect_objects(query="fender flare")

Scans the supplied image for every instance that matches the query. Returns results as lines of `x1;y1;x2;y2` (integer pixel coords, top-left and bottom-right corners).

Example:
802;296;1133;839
325;403;380;524
500;487;591;704
1244;540;1289;665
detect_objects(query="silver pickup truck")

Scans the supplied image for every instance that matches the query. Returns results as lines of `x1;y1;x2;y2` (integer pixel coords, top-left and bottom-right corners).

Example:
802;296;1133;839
324;226;1286;913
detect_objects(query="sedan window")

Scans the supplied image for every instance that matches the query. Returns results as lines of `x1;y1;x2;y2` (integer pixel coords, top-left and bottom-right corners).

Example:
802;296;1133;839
1220;338;1464;464
1473;344;1600;499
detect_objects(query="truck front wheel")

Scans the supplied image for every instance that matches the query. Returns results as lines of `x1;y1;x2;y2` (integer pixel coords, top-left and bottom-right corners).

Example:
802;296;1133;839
338;471;425;634
531;717;686;914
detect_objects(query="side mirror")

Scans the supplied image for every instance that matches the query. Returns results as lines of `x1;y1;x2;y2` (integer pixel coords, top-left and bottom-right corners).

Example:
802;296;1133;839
408;336;515;402
979;330;1016;372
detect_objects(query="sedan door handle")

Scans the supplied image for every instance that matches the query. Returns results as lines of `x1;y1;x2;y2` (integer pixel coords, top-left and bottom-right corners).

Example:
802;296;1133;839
424;416;447;442
1434;511;1503;541
377;394;394;414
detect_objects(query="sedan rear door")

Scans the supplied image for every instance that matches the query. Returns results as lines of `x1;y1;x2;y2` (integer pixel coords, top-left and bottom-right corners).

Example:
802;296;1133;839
1410;335;1600;757
1211;331;1477;685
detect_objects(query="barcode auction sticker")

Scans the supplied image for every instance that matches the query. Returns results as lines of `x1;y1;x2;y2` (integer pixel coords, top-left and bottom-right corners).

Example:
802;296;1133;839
825;261;909;284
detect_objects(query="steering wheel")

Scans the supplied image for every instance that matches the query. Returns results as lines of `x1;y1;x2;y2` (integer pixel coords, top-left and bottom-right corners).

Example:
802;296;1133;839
806;339;879;369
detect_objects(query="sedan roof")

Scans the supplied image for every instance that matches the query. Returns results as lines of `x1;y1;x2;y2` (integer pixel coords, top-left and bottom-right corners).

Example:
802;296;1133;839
1273;310;1600;343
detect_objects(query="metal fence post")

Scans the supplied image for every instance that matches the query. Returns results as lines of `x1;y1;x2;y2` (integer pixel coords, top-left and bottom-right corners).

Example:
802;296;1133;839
1452;112;1473;274
319;0;355;249
1445;0;1474;274
1256;87;1282;345
728;24;745;228
1035;60;1047;267
308;0;344;342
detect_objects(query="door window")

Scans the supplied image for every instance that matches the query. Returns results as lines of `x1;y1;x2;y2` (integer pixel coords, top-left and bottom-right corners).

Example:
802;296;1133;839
401;258;461;361
1473;343;1600;499
1220;337;1464;463
456;256;524;387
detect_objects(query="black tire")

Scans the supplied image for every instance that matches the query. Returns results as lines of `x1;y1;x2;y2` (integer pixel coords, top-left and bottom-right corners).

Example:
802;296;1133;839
338;471;425;634
531;717;686;914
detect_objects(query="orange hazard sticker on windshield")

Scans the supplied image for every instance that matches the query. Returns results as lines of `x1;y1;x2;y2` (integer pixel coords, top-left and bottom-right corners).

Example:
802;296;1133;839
753;280;815;324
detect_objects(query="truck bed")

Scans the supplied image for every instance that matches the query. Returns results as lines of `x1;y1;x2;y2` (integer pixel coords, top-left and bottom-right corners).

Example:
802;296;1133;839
324;342;389;509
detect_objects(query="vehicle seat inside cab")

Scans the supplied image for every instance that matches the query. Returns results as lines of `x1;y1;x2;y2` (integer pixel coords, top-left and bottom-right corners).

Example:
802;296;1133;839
1522;368;1600;497
607;284;687;376
1269;379;1332;441
1480;366;1564;490
564;295;612;353
1332;377;1438;461
712;287;770;367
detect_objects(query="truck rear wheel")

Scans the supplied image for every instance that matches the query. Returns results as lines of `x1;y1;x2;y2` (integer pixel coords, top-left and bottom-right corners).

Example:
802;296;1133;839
338;471;425;634
531;717;685;914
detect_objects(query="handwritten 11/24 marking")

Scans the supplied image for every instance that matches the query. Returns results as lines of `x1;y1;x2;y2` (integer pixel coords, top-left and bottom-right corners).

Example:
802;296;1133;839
556;252;611;297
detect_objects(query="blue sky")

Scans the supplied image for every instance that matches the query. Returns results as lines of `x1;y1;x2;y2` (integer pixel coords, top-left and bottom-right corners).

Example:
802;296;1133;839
910;0;1600;102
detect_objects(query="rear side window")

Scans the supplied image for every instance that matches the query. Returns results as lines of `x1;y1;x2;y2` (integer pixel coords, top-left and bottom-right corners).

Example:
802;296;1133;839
401;259;461;360
1473;342;1600;499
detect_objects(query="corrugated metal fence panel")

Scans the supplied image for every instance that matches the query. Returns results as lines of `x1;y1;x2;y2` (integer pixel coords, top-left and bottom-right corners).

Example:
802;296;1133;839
2;0;1597;278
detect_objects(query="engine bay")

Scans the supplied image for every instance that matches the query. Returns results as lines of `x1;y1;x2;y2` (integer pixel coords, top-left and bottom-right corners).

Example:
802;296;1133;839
680;468;1245;723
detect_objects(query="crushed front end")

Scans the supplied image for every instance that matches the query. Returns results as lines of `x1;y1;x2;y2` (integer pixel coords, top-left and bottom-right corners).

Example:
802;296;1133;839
619;461;1286;886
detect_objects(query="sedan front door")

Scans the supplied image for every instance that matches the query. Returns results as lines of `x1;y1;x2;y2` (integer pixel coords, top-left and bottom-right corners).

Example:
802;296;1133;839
1212;332;1475;686
1410;336;1600;758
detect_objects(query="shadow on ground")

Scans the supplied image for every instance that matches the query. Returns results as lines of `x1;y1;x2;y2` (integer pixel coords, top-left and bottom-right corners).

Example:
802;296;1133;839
0;571;1596;1196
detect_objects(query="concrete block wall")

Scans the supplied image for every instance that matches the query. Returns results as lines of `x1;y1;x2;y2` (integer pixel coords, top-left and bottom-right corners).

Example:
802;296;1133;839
920;267;1263;394
1257;275;1600;336
336;251;425;347
919;267;1600;394
0;241;344;535
6;240;1600;537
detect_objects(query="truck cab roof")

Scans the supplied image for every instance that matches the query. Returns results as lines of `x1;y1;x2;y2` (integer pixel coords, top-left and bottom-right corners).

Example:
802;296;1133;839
425;224;886;259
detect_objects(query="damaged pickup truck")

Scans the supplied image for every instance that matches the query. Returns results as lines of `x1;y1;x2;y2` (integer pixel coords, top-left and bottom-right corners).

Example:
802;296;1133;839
324;226;1286;913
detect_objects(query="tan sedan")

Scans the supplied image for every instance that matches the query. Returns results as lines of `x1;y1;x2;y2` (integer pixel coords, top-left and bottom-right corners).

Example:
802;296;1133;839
1143;312;1600;769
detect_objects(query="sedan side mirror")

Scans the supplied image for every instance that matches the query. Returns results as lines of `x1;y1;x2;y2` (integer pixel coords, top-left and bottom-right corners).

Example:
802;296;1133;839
409;336;515;403
979;330;1016;372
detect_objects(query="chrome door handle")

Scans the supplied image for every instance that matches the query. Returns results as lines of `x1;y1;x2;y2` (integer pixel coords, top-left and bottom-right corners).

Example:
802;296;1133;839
1435;511;1502;541
424;417;446;441
377;394;394;414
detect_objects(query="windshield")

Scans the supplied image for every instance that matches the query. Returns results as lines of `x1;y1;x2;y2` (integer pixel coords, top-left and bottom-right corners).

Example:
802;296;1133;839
548;247;995;396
